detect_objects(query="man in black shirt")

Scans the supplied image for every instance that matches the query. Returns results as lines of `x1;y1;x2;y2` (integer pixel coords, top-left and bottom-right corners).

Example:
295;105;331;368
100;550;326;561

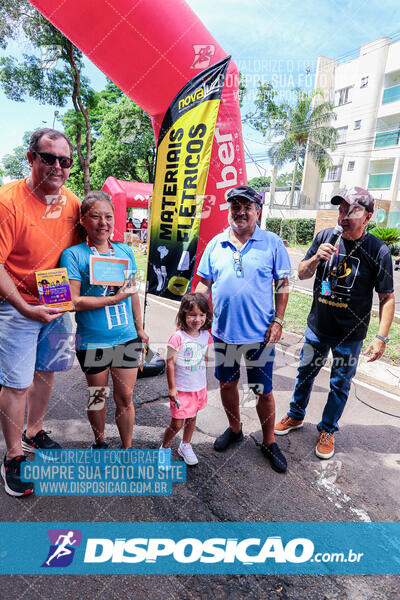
275;187;394;459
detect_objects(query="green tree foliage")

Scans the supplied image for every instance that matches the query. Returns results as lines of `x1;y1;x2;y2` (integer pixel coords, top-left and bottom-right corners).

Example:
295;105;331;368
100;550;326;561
248;172;303;190
248;176;271;190
60;80;124;197
238;72;247;108
1;130;32;179
246;82;294;200
0;0;95;194
246;82;286;136
62;85;156;198
90;95;156;191
265;217;315;244
276;170;303;187
370;227;400;254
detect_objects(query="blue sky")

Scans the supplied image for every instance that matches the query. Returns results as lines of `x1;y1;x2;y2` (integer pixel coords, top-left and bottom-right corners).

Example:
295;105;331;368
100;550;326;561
2;0;400;179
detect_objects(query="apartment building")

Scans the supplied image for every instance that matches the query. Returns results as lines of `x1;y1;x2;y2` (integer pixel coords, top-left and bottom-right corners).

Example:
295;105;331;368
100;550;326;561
301;36;400;226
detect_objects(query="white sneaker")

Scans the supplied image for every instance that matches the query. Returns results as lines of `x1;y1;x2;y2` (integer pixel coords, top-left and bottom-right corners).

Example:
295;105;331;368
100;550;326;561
178;442;198;466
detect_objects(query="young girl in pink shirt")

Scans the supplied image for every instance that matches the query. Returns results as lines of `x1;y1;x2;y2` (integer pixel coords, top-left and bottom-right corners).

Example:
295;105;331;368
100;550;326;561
161;293;213;465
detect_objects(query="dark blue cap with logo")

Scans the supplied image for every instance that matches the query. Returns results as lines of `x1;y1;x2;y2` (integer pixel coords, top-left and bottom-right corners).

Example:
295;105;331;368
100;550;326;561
226;185;263;206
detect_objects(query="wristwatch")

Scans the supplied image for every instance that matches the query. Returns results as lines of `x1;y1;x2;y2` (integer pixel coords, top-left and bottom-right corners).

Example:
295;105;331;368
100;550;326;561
375;334;389;344
273;317;285;327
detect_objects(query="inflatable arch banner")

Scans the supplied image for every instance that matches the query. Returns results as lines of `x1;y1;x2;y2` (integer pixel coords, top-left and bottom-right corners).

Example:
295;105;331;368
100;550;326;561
28;0;247;292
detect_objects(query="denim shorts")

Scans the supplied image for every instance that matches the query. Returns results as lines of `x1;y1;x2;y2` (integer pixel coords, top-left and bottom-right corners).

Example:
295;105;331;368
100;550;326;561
213;337;275;394
0;301;74;389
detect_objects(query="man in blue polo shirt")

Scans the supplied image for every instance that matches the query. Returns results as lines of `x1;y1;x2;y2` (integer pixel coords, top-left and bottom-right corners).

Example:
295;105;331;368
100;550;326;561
196;186;291;472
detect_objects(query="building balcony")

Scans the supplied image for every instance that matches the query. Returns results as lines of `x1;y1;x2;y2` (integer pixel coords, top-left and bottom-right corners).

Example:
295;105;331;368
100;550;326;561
374;129;400;148
368;173;393;189
382;84;400;104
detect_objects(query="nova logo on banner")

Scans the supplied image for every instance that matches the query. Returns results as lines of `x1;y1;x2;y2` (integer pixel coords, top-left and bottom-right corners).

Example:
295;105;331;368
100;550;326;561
42;529;82;568
147;56;230;300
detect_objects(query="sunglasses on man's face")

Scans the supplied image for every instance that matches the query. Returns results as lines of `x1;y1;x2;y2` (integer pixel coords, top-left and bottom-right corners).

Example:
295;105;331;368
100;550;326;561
34;151;73;169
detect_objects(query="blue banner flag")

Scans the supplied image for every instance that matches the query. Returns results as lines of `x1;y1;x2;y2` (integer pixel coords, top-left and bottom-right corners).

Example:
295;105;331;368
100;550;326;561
0;522;400;574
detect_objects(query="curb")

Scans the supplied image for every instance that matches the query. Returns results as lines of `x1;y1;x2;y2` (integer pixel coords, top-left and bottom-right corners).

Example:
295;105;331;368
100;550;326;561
279;331;400;400
141;289;400;399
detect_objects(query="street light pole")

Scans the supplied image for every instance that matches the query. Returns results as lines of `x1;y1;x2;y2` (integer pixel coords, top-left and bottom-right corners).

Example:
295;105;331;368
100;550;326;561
52;110;59;128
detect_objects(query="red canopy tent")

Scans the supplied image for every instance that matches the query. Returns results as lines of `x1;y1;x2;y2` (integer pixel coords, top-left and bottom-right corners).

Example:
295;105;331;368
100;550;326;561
102;177;153;240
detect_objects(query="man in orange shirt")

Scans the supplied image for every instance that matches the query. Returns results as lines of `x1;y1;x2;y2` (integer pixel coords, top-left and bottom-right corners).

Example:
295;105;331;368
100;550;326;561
0;128;81;496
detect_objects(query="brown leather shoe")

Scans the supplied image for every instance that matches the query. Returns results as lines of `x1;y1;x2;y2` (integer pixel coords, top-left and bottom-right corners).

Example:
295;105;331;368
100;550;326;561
274;415;303;436
315;431;335;459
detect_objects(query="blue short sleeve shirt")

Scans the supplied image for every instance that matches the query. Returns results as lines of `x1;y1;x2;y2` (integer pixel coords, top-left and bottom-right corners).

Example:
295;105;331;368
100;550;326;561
60;242;138;349
197;226;291;344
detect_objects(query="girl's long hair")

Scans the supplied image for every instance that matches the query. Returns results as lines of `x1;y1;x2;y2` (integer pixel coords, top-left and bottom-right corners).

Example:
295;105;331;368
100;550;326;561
176;292;212;332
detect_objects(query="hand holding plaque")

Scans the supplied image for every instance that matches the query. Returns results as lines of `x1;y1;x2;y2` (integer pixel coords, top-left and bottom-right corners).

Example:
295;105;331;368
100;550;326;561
115;278;138;297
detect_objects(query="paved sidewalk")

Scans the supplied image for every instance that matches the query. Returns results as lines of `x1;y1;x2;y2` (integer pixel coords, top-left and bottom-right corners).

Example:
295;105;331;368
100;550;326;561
280;330;400;400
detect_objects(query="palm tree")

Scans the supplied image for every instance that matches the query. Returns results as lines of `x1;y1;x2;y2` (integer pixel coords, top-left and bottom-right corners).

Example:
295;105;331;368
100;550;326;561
270;89;337;208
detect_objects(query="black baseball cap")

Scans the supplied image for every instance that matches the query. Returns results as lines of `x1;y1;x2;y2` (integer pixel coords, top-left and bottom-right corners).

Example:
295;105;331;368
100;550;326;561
331;186;374;213
226;186;263;206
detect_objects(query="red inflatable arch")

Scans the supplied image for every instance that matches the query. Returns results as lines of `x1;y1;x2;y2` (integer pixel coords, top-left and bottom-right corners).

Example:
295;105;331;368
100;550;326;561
29;0;247;282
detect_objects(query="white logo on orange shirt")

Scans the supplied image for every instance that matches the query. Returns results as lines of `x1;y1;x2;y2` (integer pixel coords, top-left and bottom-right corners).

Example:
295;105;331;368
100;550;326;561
42;195;67;219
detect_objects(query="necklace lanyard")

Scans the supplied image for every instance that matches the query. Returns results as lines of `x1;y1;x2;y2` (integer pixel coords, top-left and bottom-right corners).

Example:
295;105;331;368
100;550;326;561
86;237;115;256
330;231;367;291
87;237;115;296
335;230;367;269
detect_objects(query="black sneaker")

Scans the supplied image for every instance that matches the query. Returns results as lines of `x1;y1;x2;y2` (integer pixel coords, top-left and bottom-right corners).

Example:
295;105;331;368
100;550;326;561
214;426;243;452
261;442;287;473
1;455;34;497
91;441;109;449
21;429;61;453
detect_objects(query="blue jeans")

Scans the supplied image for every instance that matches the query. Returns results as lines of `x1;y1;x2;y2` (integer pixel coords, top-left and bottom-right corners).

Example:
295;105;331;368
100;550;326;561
288;327;363;433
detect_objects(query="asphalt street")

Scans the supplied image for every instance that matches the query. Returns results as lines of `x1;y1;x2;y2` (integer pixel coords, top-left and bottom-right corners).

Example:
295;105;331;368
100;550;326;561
1;293;400;599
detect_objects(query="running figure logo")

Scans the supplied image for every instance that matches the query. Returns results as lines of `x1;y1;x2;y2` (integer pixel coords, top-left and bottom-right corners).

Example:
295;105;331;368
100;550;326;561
191;44;215;69
42;529;82;567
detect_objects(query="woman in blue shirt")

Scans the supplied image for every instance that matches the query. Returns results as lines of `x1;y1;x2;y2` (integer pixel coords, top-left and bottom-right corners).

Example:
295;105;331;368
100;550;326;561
61;191;149;449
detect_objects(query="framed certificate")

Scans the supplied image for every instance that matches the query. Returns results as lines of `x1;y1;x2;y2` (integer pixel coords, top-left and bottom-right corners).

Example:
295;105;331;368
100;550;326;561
89;255;130;286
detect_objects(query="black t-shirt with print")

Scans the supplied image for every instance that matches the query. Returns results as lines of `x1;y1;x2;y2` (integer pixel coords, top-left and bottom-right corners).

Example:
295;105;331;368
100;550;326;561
304;228;394;341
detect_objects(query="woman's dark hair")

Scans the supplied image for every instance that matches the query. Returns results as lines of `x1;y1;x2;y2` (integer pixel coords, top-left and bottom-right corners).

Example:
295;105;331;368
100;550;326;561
78;190;114;241
176;292;212;332
81;190;113;217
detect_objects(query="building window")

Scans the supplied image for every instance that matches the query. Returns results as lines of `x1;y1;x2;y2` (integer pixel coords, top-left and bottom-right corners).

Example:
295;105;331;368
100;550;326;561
326;166;342;181
368;173;393;189
336;86;352;106
360;76;368;88
336;126;348;144
348;161;355;171
354;120;361;130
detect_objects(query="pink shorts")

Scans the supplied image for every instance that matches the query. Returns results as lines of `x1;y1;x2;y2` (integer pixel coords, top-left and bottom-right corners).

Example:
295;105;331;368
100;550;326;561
170;387;207;419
